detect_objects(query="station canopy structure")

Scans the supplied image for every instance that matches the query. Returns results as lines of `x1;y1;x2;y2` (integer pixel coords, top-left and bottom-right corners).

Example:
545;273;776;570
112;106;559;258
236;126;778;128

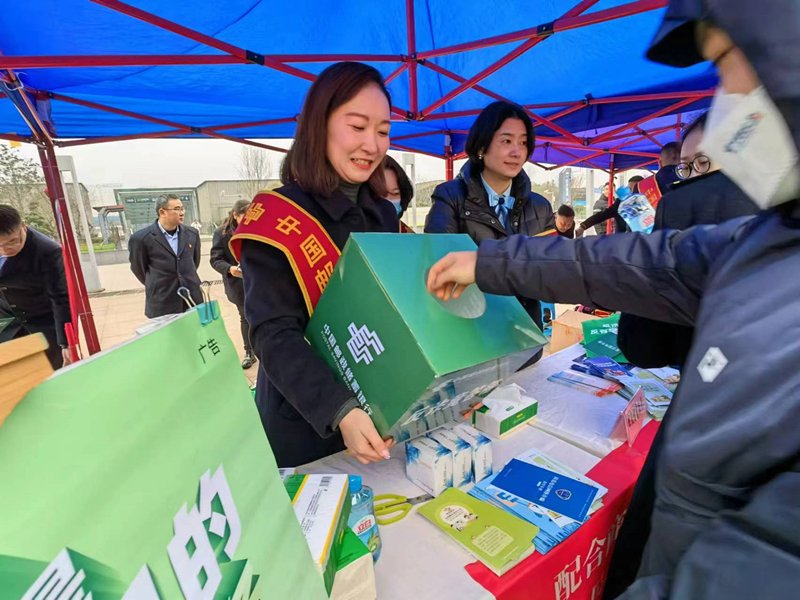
0;0;716;354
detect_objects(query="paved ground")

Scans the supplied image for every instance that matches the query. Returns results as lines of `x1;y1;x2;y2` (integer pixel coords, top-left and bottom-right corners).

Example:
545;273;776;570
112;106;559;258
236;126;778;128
87;279;259;386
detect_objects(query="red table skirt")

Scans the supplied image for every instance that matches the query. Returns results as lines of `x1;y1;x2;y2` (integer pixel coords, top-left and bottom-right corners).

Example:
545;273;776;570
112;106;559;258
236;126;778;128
465;422;658;600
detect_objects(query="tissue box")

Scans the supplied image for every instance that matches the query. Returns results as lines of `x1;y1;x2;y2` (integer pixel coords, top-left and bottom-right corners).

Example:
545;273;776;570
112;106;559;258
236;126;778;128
284;474;351;594
472;384;538;438
330;529;377;600
306;233;546;442
406;436;453;496
451;423;493;483
428;428;472;488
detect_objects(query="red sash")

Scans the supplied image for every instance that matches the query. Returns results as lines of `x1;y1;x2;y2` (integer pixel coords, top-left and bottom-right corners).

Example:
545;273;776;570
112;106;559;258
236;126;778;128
637;174;663;209
229;191;341;315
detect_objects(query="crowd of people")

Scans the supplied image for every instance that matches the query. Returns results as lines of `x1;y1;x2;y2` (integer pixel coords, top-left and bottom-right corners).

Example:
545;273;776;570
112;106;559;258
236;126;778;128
1;1;798;596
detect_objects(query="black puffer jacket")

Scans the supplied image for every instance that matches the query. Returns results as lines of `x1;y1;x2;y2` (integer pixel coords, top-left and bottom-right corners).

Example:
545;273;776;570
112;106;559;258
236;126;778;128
425;162;554;242
425;162;553;332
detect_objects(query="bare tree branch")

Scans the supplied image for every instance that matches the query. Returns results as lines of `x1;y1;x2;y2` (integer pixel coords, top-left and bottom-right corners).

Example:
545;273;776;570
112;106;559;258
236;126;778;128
237;146;273;201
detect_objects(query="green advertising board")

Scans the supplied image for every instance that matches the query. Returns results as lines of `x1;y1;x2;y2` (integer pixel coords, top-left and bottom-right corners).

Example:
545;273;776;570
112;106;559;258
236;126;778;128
307;233;547;442
581;313;629;363
0;306;326;600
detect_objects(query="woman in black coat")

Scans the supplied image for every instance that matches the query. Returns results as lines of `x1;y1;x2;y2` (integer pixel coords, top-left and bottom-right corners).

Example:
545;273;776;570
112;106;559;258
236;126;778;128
424;100;554;355
210;199;255;369
233;62;399;467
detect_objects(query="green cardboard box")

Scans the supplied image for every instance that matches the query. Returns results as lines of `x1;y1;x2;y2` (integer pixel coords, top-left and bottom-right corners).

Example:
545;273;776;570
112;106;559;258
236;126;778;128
306;233;547;442
330;529;376;600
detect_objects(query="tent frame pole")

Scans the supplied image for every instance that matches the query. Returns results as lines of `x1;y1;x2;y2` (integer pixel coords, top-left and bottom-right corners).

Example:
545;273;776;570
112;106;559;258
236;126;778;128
406;0;419;117
607;156;616;235
416;0;666;60
591;97;700;144
1;68;101;357
39;146;102;356
420;0;601;116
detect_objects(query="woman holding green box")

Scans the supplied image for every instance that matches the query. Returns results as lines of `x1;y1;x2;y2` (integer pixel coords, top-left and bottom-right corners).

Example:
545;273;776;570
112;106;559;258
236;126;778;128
231;62;397;467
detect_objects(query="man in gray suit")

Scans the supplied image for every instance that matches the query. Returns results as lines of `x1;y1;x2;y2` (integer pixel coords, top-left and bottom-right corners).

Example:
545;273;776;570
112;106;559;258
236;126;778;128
129;194;202;318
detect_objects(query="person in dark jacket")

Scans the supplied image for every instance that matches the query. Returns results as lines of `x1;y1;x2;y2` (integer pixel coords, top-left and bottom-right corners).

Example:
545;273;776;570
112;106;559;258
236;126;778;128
128;194;202;318
654;141;681;193
424;100;554;341
426;4;800;597
210;199;255;369
608;110;760;597
589;183;613;236
555;204;576;238
0;205;71;369
237;62;398;468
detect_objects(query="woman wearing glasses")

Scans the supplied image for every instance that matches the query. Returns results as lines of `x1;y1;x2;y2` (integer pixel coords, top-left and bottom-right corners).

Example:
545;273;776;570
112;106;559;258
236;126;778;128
654;113;758;230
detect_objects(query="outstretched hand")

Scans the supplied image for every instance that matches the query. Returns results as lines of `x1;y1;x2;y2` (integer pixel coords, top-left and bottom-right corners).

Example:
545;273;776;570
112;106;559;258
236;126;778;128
426;251;478;301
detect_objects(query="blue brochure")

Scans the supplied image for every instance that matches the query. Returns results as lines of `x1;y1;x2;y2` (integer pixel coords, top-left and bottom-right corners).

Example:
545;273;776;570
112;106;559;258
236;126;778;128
491;459;600;522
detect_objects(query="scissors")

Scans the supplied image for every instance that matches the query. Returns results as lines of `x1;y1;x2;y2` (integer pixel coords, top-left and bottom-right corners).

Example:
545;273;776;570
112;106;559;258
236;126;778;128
374;493;433;525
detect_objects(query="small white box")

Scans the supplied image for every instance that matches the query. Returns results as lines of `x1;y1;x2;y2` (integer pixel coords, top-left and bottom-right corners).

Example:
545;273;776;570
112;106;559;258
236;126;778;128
427;428;472;488
471;384;538;438
405;437;453;496
450;423;493;483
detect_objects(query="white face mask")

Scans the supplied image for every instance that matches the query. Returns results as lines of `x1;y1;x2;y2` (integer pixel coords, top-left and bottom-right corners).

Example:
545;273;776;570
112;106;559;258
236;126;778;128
699;85;800;209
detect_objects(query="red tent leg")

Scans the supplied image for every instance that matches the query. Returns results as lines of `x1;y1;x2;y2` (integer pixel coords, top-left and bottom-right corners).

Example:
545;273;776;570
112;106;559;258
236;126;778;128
606;158;616;235
38;146;102;356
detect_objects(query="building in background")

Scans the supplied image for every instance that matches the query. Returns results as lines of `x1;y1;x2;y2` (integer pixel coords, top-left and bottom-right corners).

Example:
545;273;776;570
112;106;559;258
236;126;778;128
195;179;280;229
114;187;199;233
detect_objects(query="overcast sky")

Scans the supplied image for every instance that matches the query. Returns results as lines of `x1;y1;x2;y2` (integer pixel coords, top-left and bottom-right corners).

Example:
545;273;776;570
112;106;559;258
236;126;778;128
6;139;630;206
11;138;457;191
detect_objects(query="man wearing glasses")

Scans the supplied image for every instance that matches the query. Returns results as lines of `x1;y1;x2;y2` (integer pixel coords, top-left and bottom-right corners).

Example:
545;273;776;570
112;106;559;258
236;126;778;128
0;204;72;369
129;194;202;318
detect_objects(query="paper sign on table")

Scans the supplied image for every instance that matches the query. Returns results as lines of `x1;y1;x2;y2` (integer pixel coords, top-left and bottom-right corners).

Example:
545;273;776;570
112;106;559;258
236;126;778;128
610;387;648;446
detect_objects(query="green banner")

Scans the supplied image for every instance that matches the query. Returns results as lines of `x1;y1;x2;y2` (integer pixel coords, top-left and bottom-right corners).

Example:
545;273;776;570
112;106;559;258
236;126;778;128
0;305;326;600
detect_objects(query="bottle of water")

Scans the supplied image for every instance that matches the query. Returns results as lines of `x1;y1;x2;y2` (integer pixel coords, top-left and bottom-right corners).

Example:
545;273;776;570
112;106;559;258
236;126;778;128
347;475;382;562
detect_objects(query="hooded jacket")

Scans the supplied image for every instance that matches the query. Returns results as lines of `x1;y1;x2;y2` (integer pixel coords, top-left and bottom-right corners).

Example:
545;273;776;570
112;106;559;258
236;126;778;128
471;2;800;597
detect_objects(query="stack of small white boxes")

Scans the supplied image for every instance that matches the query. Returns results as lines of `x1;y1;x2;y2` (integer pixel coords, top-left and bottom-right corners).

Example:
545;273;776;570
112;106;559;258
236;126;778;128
405;423;493;496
